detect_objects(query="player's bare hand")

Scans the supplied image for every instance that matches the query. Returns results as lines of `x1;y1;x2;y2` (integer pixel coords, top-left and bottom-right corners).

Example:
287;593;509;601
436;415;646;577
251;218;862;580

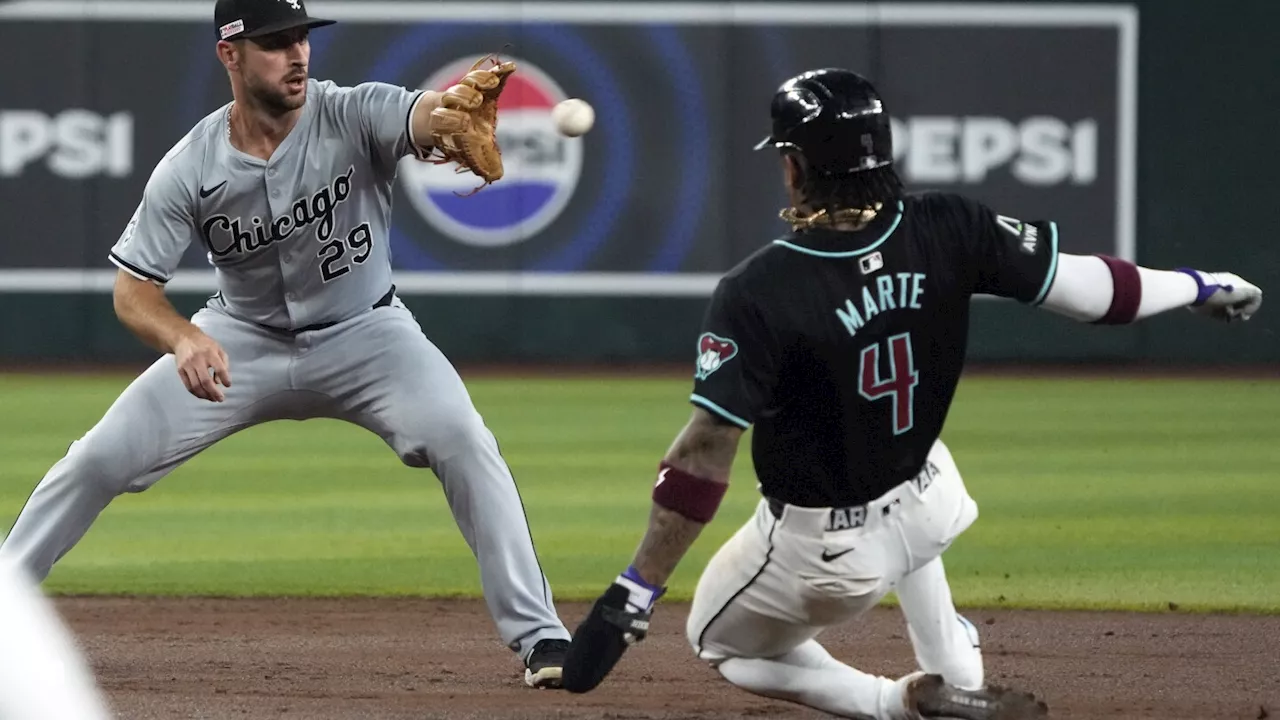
172;331;232;402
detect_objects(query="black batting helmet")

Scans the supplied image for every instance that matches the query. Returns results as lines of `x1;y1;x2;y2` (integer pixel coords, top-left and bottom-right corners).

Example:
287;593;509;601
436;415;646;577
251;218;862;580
754;68;894;177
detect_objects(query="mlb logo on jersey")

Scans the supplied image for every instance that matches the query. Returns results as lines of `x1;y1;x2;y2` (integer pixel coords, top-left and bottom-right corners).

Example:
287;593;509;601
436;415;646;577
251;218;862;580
399;56;583;248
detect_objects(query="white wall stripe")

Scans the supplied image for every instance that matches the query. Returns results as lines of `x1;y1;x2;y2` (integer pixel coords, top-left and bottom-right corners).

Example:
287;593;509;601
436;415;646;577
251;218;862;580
0;270;722;296
0;2;1136;27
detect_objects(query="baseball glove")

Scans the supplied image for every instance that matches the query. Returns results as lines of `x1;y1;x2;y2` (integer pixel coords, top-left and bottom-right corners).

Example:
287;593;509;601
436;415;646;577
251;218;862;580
423;54;518;195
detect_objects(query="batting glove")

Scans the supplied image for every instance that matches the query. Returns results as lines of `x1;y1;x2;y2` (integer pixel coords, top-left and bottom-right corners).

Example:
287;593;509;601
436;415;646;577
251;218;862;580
612;565;665;621
1176;269;1263;322
561;567;664;694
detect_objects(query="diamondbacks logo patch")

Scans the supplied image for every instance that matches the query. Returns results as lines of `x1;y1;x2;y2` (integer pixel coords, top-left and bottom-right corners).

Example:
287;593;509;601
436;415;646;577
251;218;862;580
695;332;738;380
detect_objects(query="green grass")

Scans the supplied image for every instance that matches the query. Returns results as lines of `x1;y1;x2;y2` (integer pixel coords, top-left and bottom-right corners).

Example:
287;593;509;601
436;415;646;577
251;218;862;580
0;373;1276;613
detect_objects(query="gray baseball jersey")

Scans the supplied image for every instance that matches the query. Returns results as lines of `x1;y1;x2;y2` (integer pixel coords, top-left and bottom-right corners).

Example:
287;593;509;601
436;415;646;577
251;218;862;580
109;79;424;330
1;78;573;664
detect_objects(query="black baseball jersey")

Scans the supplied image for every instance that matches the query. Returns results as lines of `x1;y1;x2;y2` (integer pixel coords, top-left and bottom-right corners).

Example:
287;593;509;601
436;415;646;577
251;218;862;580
690;191;1059;507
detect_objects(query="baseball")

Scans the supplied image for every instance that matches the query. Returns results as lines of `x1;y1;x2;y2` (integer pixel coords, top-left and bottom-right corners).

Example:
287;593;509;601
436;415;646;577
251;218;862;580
552;98;595;137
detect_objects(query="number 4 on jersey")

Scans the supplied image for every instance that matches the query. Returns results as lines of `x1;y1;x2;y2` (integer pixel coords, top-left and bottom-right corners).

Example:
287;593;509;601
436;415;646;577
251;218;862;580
858;333;918;435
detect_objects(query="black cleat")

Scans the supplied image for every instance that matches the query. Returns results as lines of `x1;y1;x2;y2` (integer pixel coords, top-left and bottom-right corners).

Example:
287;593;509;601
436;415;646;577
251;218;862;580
907;673;1049;719
524;638;570;689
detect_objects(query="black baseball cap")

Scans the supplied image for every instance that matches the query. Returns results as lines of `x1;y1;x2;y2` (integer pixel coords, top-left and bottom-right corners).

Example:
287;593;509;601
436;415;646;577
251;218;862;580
214;0;336;42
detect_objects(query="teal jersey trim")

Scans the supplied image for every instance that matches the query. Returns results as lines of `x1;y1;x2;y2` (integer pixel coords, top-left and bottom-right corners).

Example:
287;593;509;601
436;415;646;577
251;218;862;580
1031;221;1060;306
689;393;751;429
771;201;905;258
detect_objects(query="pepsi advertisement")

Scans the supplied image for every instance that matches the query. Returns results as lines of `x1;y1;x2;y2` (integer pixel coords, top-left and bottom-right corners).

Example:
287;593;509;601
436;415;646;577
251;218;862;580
0;2;1135;295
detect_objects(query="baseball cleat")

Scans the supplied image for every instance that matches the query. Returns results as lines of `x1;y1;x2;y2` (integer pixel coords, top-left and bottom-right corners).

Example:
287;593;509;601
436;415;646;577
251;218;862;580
907;673;1049;719
524;638;570;689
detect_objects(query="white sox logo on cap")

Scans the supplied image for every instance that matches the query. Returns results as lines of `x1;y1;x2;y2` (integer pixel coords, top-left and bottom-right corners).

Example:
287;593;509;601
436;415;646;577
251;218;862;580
280;0;301;9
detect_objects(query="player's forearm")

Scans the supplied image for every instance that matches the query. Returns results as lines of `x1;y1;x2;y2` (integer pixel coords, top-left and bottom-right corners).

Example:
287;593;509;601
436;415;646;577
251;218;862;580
1040;254;1199;322
112;272;201;354
629;505;709;588
627;410;740;588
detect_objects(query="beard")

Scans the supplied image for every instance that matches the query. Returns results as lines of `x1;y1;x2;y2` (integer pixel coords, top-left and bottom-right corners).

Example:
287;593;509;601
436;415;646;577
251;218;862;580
243;70;306;115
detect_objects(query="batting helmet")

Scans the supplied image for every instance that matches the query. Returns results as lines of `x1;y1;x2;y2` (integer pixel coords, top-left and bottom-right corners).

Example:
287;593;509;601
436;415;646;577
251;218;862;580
754;68;894;177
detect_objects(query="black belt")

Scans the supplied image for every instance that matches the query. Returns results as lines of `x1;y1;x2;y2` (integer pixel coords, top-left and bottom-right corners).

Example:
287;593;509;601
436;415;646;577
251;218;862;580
260;286;395;336
767;497;870;532
765;460;941;532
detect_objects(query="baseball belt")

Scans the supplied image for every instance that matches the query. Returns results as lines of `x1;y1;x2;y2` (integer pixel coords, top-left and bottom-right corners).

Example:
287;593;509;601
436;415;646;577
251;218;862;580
766;497;871;532
258;285;396;336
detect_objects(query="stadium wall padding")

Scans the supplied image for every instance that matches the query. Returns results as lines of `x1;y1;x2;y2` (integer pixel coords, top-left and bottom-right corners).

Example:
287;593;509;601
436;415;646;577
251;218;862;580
0;0;1274;366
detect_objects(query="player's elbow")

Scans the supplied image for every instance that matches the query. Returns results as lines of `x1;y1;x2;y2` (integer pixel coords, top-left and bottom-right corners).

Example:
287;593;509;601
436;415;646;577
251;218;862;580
663;409;744;483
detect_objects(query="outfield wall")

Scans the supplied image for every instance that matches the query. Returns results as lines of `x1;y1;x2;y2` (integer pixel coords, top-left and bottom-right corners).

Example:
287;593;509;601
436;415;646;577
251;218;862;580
0;0;1275;365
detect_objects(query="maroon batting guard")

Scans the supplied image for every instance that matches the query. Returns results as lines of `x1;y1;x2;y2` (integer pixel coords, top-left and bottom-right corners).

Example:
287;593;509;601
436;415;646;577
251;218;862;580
652;463;728;524
1094;255;1142;325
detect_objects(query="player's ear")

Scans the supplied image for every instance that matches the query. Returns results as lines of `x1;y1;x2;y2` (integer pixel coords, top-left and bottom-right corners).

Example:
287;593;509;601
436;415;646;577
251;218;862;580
215;39;240;70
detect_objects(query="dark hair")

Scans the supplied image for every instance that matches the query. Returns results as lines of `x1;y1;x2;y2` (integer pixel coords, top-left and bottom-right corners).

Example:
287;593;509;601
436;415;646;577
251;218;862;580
793;159;904;214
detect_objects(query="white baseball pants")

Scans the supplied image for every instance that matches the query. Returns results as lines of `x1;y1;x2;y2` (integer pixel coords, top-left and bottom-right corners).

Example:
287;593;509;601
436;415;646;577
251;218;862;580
686;440;983;720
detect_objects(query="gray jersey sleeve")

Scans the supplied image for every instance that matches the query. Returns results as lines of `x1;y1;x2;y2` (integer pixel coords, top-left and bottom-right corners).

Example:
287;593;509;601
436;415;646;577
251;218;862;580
108;154;197;284
333;81;428;171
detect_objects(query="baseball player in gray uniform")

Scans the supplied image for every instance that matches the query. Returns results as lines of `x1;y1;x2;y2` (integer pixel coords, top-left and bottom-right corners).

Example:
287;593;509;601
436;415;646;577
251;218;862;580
0;0;572;689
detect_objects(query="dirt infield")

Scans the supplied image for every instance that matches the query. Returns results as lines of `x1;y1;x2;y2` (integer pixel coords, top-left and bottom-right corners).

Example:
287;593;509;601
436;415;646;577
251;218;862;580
57;597;1277;720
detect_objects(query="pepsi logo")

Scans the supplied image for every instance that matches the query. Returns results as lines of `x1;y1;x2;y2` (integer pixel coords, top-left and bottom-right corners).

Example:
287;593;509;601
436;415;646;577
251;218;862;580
399;56;583;248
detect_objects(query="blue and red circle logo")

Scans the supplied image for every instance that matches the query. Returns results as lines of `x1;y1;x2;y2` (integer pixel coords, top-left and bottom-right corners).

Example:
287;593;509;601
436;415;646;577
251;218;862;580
399;56;583;248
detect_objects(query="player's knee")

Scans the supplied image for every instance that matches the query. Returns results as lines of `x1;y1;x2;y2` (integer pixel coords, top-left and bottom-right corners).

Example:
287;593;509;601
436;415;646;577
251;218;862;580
688;639;728;670
686;616;732;668
394;408;492;468
66;437;141;495
395;440;431;468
